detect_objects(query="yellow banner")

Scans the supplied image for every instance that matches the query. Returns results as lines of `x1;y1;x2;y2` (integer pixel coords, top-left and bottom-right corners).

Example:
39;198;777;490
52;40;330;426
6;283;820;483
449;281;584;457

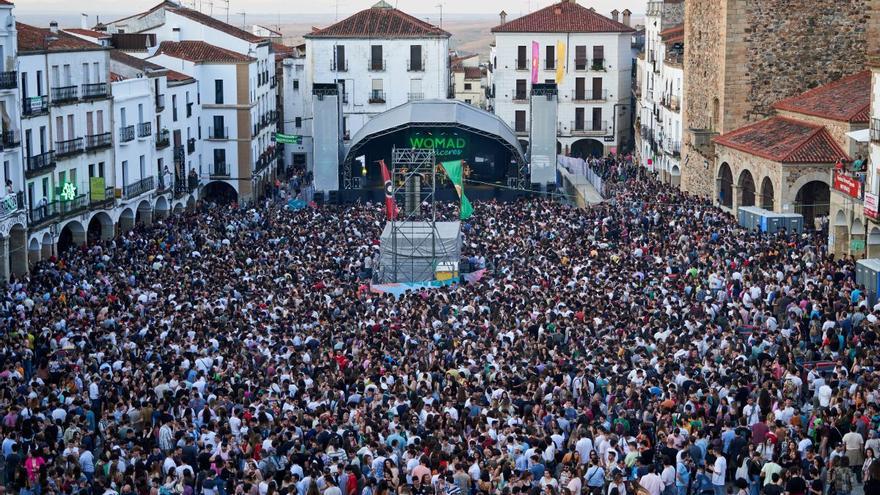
90;176;106;201
556;41;565;84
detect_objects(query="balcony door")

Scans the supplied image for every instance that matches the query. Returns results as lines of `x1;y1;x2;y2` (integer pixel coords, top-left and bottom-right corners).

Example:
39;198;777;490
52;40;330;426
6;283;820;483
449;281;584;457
592;78;603;100
575;78;585;100
592;108;603;131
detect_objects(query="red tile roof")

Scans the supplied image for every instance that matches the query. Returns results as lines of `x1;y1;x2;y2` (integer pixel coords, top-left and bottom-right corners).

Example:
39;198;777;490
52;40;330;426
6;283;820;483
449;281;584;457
772;70;871;124
153;40;254;64
454;66;483;79
713;116;850;163
64;28;111;39
165;69;194;83
306;1;450;39
110;49;165;72
106;1;265;44
660;24;684;44
17;22;106;53
0;1;13;5
491;0;634;33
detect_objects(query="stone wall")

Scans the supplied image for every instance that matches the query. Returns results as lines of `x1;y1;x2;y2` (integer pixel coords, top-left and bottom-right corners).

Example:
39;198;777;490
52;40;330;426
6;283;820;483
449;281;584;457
680;0;726;195
660;1;685;30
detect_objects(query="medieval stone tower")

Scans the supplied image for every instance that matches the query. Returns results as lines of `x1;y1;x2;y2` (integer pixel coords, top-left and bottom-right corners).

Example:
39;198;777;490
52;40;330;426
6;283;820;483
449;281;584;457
680;0;878;197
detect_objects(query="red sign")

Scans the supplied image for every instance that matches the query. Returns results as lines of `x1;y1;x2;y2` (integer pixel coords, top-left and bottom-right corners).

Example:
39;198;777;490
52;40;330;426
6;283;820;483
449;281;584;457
866;193;879;220
833;170;863;199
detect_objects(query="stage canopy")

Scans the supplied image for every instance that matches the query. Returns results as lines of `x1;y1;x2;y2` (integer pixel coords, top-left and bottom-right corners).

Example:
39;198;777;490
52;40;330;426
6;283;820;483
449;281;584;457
343;100;527;189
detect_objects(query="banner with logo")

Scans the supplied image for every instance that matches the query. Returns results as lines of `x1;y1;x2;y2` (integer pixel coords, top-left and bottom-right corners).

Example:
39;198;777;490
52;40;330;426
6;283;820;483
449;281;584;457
531;41;539;84
90;176;106;201
833;170;862;199
866;192;879;220
274;133;302;145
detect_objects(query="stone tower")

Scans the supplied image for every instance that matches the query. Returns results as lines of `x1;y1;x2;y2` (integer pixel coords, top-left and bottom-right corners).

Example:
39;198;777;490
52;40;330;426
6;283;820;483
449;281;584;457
680;0;875;198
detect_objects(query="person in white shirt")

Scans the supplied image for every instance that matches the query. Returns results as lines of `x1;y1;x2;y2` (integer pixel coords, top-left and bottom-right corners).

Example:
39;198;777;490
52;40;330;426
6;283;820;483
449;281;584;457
639;466;664;495
711;446;726;495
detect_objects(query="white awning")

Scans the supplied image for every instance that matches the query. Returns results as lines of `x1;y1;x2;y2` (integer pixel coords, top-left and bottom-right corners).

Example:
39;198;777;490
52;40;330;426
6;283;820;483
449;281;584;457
846;128;871;143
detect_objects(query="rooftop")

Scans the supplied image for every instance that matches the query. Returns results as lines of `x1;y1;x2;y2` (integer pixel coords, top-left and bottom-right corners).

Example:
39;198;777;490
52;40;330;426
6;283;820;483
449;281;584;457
772;70;871;124
660;24;684;44
491;0;634;34
306;1;450;39
713;116;849;164
17;22;106;53
110;49;165;72
63;28;111;39
152;40;255;64
453;66;484;79
105;1;265;44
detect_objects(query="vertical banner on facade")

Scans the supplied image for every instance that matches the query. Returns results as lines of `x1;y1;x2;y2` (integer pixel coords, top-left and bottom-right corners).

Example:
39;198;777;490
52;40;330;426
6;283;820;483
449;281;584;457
531;41;539;84
556;41;565;84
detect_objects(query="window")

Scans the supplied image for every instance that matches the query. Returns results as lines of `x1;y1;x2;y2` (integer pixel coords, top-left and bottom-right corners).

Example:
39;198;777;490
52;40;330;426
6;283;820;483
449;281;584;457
98;162;105;178
214;79;224;104
139;155;146;178
334;45;346;71
514;110;526;132
575;107;585;129
409;45;423;71
575;77;585;100
371;79;384;102
592;77;603;100
212;116;225;138
592;107;603;130
515;79;527;100
82;63;90;85
517;46;527;70
213;148;226;166
464;83;472;90
96;110;104;133
121;161;128;186
89;163;94;177
370;45;383;70
575;46;587;70
545;45;555;70
295;117;302;128
20;72;27;99
172;95;178;121
592;46;605;69
293;79;299;90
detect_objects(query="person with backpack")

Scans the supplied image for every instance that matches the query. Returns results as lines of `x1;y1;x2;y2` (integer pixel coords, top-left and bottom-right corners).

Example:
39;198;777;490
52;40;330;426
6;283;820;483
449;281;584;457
586;458;607;495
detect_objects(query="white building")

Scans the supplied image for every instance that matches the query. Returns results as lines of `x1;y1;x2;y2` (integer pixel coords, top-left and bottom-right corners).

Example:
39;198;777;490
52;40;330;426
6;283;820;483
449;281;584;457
17;22;116;263
452;65;486;109
634;0;684;185
490;0;635;158
0;1;25;280
102;1;278;202
281;46;310;171
303;0;451;140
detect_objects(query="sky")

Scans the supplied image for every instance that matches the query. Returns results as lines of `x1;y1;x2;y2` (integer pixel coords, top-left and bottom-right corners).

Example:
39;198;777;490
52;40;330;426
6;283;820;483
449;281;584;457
16;0;646;17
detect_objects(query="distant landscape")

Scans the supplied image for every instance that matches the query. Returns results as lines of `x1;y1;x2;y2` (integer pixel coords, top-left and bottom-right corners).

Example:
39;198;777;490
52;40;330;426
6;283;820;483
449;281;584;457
15;11;643;62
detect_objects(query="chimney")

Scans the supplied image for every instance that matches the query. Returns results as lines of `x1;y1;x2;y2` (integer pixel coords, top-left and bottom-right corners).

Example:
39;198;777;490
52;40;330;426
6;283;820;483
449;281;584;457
49;21;58;34
499;10;507;25
172;27;181;42
622;9;631;26
611;9;619;22
81;13;88;30
554;6;562;14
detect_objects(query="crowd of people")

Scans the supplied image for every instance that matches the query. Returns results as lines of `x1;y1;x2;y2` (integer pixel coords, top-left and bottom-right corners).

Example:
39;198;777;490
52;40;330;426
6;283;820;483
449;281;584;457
1;158;880;495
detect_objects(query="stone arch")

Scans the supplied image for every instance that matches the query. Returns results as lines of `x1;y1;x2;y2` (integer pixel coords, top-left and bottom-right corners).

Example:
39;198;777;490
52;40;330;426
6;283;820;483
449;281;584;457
760;177;775;211
203;181;238;205
136;199;153;227
8;223;27;278
832;209;850;256
119;207;135;234
570;138;604;160
869;227;880;258
88;212;114;244
793;180;830;228
40;232;53;261
173;202;184;214
717;162;733;208
27;237;41;266
154;196;170;220
57;220;85;254
186;195;196;210
670;165;681;188
737;169;756;209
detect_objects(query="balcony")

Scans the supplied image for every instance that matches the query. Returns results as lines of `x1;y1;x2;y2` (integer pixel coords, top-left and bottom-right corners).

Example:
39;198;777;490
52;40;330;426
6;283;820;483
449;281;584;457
570;120;610;135
591;59;607;71
661;95;681;112
25;151;56;179
155;94;166;111
123;176;155;199
368;59;386;72
663;138;681;157
331;60;348;72
186;102;194;118
512;92;528;103
574;58;588;71
270;76;277;89
1;130;20;150
515;58;529;71
85;132;112;151
408;92;424;101
23;96;49;117
833;169;865;201
665;51;684;67
407;59;425;72
175;175;200;198
55;137;84;159
208;126;229;140
156;129;170;149
369;90;386;103
0;71;16;90
871;118;880;142
51;85;79;105
0;191;24;219
137;122;152;138
210;163;230;178
29;201;59;226
571;89;608;102
90;186;116;209
187;138;196;154
119;125;135;143
82;82;108;100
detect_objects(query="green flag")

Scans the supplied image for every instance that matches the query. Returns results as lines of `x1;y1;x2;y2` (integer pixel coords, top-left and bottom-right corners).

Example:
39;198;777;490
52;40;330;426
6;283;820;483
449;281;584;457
440;160;473;220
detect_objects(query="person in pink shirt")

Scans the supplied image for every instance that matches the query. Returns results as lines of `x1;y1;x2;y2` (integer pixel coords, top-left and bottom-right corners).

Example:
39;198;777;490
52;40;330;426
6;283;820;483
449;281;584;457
24;446;46;484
